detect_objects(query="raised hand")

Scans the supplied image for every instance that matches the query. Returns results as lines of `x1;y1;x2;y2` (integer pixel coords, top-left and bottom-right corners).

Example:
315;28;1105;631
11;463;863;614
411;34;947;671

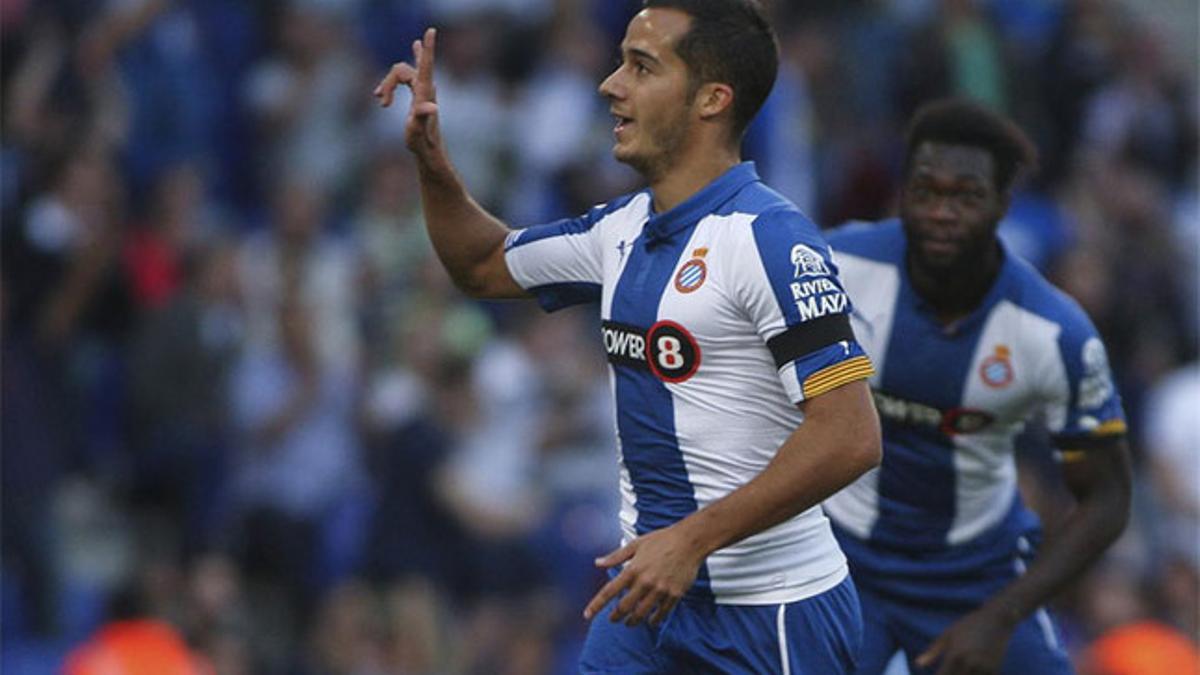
373;28;441;157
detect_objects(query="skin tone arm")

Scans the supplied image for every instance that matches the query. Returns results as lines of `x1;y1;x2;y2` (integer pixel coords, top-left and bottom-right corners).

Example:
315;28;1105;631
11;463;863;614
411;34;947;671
373;28;525;299
916;438;1132;675
583;379;882;626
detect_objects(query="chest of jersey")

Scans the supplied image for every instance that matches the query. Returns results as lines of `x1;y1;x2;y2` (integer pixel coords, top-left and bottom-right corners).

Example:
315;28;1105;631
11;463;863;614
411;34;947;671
842;257;1062;442
599;215;766;385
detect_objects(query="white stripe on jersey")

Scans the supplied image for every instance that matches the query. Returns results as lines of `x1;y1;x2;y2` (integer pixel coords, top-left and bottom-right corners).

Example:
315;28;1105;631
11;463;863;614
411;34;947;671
822;253;900;539
661;213;846;603
948;301;1062;544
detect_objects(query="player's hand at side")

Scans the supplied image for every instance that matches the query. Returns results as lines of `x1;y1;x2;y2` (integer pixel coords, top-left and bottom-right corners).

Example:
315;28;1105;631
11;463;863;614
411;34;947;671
373;27;441;158
915;606;1015;675
583;526;706;627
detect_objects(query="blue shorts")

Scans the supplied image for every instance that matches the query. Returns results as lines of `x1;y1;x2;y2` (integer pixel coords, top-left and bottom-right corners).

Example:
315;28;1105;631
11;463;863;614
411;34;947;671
853;583;1072;675
579;575;862;674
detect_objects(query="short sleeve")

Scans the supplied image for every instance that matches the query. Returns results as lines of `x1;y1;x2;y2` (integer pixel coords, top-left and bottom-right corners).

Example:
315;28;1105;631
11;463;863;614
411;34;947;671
504;202;614;312
734;209;875;403
1044;312;1127;449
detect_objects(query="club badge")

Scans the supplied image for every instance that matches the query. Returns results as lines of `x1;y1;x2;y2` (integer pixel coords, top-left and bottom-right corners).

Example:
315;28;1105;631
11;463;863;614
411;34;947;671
674;247;709;294
980;345;1014;388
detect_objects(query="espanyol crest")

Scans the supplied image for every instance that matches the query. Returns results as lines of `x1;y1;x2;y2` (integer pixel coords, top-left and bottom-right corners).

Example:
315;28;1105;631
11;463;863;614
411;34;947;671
674;247;709;293
979;345;1014;388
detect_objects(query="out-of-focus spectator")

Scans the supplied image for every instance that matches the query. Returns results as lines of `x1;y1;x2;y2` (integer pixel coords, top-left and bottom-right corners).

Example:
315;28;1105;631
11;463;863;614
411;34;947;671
228;294;366;577
1038;0;1123;186
244;1;368;197
223;287;368;671
238;176;362;373
127;239;243;555
1080;21;1196;191
504;18;608;223
379;577;456;674
180;554;251;674
1142;362;1200;567
122;163;220;311
898;0;1007;116
4;148;132;350
62;580;213;675
349;146;429;360
307;581;387;675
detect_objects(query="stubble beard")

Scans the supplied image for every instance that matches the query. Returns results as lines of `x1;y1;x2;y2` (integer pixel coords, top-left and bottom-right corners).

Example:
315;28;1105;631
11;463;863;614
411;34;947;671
618;113;690;185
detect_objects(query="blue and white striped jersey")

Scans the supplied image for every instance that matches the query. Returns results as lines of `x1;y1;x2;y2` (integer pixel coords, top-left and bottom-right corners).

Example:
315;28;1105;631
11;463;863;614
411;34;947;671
823;219;1126;606
504;163;874;604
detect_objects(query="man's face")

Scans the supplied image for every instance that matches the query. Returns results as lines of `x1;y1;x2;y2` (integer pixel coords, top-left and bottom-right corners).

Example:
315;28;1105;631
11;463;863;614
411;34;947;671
899;142;1008;273
598;8;696;179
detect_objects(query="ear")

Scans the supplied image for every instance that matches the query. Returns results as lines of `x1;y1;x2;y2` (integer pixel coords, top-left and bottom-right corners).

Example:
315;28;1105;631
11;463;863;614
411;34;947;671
695;82;734;121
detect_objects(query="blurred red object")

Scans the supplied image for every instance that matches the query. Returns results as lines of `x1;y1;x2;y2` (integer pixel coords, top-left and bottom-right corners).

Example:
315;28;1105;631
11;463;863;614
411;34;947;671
1081;620;1200;675
63;619;213;675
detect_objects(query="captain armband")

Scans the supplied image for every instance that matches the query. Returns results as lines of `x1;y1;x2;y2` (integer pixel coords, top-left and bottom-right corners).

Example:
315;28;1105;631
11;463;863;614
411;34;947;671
766;314;855;369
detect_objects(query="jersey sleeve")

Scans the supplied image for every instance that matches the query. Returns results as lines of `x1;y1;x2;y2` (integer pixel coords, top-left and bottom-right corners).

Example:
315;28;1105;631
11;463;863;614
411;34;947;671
503;200;620;312
734;209;875;404
1042;308;1127;450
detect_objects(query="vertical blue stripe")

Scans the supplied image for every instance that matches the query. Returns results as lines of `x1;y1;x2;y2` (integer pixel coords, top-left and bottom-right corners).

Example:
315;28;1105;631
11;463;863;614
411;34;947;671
871;276;984;549
610;228;712;599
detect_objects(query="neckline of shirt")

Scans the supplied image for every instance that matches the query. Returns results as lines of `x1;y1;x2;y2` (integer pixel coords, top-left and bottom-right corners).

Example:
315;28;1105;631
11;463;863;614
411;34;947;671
642;162;760;245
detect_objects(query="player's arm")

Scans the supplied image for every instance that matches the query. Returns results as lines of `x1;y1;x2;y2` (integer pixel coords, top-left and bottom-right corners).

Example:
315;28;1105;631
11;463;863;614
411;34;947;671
374;28;525;299
917;437;1132;675
585;379;881;626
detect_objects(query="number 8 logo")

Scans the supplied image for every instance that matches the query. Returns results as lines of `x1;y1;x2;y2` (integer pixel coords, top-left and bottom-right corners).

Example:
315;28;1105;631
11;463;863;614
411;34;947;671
647;321;700;382
657;336;683;369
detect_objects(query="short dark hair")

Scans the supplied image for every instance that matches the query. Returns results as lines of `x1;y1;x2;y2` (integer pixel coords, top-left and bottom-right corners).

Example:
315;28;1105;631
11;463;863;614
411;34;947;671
643;0;779;139
904;98;1039;192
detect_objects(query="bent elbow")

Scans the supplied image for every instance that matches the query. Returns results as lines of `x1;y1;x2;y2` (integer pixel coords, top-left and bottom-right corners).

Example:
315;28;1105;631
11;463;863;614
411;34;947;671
1106;488;1133;541
452;271;490;299
850;424;883;477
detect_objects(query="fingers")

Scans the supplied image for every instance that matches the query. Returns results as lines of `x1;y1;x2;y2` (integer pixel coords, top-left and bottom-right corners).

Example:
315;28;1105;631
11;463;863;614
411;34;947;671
416;27;437;88
611;583;649;623
914;636;944;669
594;542;636;570
584;574;675;627
621;587;665;627
583;573;629;621
648;597;677;626
373;62;416;108
373;27;437;108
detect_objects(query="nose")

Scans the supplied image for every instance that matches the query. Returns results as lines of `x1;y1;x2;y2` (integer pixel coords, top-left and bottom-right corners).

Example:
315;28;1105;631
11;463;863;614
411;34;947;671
927;194;959;222
598;68;622;100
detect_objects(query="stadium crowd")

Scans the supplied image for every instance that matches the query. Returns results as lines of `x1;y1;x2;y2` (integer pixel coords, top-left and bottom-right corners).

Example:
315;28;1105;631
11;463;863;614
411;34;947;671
1;0;1196;672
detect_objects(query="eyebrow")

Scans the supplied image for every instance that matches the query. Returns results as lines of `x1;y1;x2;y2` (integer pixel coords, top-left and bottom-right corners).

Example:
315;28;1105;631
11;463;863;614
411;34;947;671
912;165;990;182
622;46;662;65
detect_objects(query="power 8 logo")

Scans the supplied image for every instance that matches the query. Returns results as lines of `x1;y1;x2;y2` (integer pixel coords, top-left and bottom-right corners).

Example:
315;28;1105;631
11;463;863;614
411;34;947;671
646;320;700;382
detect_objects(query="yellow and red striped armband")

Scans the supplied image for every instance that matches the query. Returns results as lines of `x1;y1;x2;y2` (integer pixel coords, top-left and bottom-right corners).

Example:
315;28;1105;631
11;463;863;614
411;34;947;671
802;355;875;399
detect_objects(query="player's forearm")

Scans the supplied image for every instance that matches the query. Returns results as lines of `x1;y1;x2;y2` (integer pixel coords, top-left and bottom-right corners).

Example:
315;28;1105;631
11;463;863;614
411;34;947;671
676;381;881;558
982;456;1131;625
415;158;511;297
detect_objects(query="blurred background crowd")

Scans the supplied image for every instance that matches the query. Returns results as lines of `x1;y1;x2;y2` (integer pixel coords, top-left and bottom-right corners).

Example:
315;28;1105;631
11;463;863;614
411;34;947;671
1;0;1196;672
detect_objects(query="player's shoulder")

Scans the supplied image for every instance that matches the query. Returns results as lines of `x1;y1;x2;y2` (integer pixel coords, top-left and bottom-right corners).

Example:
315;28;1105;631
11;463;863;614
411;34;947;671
825;218;905;264
1004;253;1098;339
585;190;650;227
711;182;828;251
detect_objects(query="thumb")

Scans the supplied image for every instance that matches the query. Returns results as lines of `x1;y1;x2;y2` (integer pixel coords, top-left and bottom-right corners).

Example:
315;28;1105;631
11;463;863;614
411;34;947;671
914;635;946;669
594;541;637;569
